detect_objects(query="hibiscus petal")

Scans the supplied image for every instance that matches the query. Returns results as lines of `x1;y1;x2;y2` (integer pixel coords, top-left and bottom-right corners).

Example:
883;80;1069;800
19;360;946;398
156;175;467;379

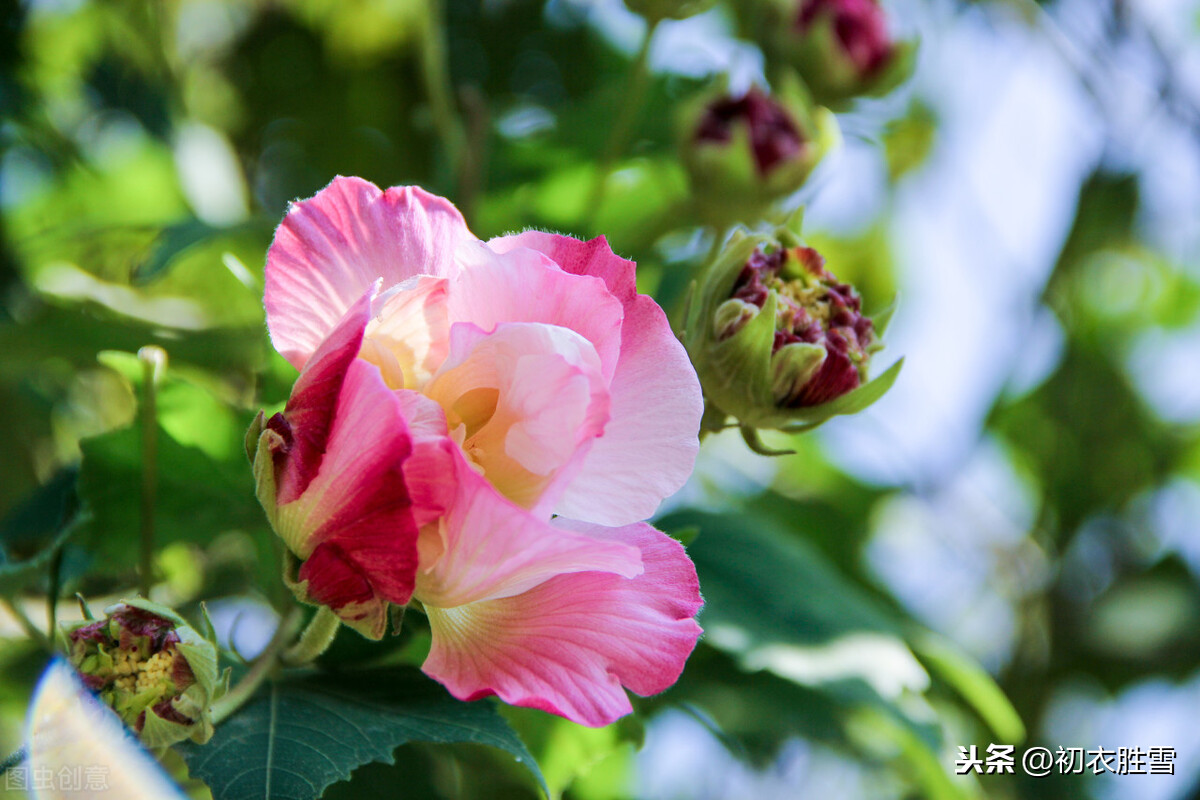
361;275;451;390
424;321;610;509
422;520;703;727
448;247;624;384
266;176;471;369
286;356;420;578
267;290;375;506
414;449;642;609
395;390;456;528
490;232;704;526
254;294;424;636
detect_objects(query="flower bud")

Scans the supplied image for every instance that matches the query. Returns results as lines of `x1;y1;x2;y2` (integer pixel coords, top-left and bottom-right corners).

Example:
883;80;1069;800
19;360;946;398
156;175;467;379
623;0;716;21
685;219;900;434
680;82;839;226
757;0;917;106
63;600;220;748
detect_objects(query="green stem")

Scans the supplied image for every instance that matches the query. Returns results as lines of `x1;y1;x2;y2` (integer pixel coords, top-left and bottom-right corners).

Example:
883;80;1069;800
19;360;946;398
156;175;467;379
47;546;63;639
699;397;728;439
1;597;52;652
418;0;472;219
210;606;302;725
583;17;661;230
138;346;166;597
281;606;341;667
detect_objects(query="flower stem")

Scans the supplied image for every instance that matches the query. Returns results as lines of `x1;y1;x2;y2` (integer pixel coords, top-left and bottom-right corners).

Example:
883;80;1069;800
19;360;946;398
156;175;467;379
1;597;52;652
417;0;474;220
47;546;63;639
138;346;167;598
584;17;661;231
210;606;302;725
281;606;340;666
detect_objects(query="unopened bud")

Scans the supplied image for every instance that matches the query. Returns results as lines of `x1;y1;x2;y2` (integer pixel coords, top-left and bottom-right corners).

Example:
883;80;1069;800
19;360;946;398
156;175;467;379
730;244;876;407
799;0;893;75
64;600;220;747
681;83;838;225
771;342;827;403
685;221;900;434
753;0;916;106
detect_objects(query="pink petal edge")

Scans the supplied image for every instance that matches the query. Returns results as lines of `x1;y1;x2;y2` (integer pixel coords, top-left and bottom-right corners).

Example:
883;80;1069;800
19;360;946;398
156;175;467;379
490;232;704;526
421;520;703;727
414;447;643;609
266;176;471;370
263;292;429;635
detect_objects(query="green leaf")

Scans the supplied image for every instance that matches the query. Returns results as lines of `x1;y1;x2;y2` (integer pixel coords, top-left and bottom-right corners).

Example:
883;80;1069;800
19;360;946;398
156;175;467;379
669;509;899;647
0;469;82;596
77;421;266;575
0;304;265;381
884;100;937;183
175;669;545;800
661;524;700;548
500;706;642;799
132;219;225;285
660;510;972;800
911;633;1026;744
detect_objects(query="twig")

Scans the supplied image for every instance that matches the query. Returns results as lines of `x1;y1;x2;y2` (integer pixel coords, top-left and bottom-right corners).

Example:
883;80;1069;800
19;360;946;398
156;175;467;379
583;17;662;231
138;346;166;597
1;597;52;652
210;606;302;725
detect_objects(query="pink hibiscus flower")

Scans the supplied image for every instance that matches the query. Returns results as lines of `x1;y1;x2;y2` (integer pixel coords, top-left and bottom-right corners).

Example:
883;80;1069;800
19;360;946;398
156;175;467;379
252;176;704;726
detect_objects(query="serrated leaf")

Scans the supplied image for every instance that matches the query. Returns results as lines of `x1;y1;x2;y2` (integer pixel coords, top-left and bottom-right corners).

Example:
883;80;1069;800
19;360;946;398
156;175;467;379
175;669;546;800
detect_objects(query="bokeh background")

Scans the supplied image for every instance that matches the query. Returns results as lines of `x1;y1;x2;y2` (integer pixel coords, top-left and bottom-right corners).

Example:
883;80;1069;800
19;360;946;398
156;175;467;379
1;0;1199;798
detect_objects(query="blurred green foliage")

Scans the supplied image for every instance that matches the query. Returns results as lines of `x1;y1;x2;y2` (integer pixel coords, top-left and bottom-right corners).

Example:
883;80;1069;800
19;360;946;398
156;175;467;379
1;0;1198;798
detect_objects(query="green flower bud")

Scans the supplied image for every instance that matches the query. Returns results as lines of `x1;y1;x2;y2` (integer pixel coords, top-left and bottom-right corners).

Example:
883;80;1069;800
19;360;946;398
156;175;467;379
63;599;221;748
623;0;716;21
680;79;840;226
754;0;918;107
685;216;901;437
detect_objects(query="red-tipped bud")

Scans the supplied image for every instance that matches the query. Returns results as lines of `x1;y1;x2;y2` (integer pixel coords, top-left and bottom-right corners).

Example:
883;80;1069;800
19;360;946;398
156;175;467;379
685;219;901;435
722;245;875;406
797;0;894;77
750;0;917;106
681;83;839;225
695;89;807;178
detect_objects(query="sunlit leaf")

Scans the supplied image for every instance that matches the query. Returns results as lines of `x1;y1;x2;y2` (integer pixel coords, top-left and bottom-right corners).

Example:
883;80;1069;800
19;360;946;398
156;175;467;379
77;421;266;576
911;633;1025;744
